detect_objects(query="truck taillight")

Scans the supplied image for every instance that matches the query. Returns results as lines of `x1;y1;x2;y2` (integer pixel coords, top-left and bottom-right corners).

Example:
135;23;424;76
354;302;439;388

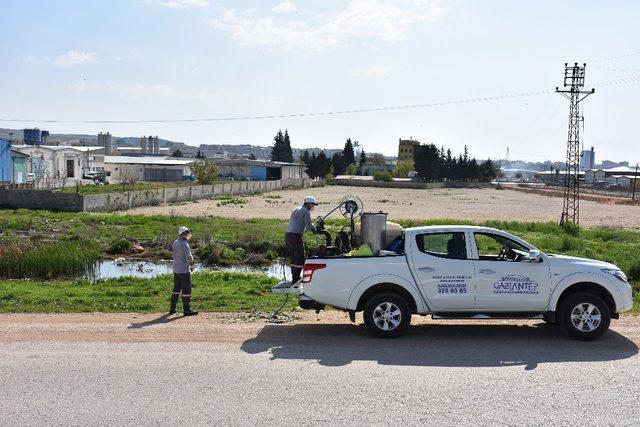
302;263;326;283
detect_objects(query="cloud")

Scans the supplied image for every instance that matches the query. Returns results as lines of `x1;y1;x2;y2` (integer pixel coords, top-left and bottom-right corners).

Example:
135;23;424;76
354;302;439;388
211;0;444;52
351;66;392;78
54;51;97;67
157;0;209;9
271;1;298;14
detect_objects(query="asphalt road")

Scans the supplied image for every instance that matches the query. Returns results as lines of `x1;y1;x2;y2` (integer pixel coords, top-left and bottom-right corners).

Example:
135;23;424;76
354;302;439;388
1;313;639;426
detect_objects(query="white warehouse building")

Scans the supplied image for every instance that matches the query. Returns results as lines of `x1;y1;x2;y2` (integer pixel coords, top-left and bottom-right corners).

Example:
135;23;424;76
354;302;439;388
104;156;194;183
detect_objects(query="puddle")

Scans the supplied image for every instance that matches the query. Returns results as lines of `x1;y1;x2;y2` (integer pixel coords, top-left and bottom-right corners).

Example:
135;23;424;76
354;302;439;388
86;260;291;281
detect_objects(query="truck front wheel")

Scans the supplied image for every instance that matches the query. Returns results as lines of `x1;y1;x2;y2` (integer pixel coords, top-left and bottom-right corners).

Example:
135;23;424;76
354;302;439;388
364;293;411;338
560;292;611;340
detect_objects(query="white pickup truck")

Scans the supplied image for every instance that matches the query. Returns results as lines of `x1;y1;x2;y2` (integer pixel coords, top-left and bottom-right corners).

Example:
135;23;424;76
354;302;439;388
298;226;633;340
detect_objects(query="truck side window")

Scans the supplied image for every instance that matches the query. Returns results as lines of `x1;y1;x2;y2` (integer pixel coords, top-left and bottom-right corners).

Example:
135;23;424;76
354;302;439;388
474;233;528;261
416;232;467;260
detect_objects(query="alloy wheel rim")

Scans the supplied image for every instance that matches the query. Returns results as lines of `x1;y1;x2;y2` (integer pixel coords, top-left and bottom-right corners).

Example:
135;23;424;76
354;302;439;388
570;302;601;332
373;302;402;331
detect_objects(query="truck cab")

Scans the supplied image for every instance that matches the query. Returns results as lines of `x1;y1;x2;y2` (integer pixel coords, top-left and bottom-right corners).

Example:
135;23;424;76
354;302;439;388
298;226;633;340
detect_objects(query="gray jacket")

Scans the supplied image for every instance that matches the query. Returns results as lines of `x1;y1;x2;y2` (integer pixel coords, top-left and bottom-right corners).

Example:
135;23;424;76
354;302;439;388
286;206;315;234
172;238;194;274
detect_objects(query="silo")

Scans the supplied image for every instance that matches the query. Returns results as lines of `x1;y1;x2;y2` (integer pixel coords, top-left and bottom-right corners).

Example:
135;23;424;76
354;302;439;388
23;128;42;146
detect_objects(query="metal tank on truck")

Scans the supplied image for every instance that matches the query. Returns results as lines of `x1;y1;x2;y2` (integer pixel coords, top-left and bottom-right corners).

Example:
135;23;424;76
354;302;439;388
360;212;387;255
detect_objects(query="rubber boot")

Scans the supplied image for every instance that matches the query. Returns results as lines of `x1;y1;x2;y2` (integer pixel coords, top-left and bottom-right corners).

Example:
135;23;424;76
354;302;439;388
169;294;179;314
183;296;198;316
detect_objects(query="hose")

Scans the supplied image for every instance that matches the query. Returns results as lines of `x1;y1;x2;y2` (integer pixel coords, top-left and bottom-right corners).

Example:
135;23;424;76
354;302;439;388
267;256;294;323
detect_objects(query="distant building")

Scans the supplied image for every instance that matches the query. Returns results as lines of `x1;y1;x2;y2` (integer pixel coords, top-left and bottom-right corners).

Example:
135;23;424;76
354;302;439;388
98;132;115;155
397;138;421;162
104;156;194;183
584;166;640;186
580;147;595;171
211;159;307;181
23;128;43;146
12;145;105;185
140;136;160;154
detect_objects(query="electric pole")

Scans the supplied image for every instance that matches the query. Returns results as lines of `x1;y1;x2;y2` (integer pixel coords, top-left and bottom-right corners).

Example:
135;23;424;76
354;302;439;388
555;63;595;227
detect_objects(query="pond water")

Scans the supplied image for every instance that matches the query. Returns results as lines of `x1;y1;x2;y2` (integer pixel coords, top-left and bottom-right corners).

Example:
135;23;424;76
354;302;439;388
86;260;291;282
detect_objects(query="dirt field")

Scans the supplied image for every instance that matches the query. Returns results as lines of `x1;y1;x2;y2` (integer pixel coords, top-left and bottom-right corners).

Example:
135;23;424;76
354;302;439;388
126;186;640;228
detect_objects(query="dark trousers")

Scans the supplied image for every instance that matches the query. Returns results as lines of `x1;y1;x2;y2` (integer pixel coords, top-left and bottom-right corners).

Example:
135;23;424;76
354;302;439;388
171;273;192;312
285;232;305;282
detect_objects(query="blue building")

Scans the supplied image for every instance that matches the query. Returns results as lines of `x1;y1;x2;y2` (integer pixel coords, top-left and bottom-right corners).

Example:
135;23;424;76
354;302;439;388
23;128;42;145
0;139;12;183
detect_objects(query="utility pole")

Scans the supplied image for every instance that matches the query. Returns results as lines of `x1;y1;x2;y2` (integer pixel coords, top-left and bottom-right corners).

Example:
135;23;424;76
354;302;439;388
633;163;638;201
556;63;595;227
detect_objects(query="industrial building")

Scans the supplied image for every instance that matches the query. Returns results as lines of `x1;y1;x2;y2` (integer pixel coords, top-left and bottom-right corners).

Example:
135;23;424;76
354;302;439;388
140;136;160;154
580;147;595;171
23;128;49;146
98;132;116;155
12;145;105;184
211;159;307;180
397;138;421;162
104;156;194;183
584;166;640;187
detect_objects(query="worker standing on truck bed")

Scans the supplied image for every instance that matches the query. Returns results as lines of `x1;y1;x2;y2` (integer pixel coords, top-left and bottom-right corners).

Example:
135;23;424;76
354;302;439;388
170;226;198;316
285;196;320;283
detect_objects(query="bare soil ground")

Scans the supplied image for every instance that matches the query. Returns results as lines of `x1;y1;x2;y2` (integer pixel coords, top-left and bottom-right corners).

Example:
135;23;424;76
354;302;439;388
1;312;638;344
126;185;640;228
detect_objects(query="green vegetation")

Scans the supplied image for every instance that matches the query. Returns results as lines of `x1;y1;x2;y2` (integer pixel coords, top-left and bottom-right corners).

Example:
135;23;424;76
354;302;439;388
0;271;289;313
373;170;392;182
61;181;201;195
0;241;99;280
213;196;248;207
0;210;638;311
108;238;133;255
191;161;220;185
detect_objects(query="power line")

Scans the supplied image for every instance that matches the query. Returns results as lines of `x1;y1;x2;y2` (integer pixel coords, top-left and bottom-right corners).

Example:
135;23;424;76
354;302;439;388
1;75;638;125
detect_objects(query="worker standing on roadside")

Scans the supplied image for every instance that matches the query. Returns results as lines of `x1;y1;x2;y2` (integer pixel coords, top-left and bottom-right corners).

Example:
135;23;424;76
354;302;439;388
285;196;320;283
170;226;198;316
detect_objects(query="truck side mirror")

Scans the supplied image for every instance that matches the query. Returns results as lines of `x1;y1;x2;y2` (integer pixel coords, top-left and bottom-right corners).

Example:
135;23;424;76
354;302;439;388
528;249;541;263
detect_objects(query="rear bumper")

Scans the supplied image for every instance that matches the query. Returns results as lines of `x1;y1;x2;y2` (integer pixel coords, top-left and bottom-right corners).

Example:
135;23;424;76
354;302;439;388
299;295;325;311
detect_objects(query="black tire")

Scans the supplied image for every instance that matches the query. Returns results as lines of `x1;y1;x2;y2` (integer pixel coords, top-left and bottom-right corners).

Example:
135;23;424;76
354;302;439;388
559;292;611;341
363;292;411;338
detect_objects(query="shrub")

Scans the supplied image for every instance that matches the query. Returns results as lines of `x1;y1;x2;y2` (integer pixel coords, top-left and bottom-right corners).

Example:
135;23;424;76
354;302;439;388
108;238;133;255
373;171;392;182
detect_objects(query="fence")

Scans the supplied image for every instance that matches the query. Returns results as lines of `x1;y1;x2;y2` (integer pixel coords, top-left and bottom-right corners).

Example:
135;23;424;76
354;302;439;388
0;178;319;212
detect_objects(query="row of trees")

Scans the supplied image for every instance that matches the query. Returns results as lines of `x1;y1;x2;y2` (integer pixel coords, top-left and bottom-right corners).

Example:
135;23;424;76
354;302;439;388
412;144;499;182
300;139;367;179
268;129;498;182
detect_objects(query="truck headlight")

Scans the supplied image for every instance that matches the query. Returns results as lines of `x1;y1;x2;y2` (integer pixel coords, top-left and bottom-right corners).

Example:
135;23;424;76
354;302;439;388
602;268;628;283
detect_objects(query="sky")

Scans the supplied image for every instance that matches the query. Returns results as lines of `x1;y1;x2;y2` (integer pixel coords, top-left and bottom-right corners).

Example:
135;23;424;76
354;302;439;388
1;0;639;163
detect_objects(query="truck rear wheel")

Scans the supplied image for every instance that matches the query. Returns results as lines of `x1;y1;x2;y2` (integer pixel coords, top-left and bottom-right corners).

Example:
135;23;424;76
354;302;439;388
560;292;611;341
364;293;411;338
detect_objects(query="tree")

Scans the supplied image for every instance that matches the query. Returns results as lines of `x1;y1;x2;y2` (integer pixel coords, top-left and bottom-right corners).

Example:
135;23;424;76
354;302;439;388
368;153;386;165
191;161;220;184
315;151;330;178
331;152;347;176
270;130;293;162
171;149;183;158
345;163;358;176
393;160;414;178
301;149;310;166
358;150;367;174
343;138;355;166
413;144;440;181
195;149;205;159
282;129;294;163
373;170;392;182
248;153;256;160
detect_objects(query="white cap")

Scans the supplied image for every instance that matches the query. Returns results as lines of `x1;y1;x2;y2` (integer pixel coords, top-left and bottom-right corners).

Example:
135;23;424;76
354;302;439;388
303;196;318;205
178;226;190;236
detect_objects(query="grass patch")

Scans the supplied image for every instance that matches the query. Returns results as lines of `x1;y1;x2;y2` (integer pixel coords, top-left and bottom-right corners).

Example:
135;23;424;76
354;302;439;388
60;181;205;195
0;241;100;280
0;271;291;313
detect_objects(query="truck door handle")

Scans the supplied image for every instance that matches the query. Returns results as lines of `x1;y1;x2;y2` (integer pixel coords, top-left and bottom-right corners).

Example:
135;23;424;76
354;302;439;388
419;266;436;272
478;268;496;275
